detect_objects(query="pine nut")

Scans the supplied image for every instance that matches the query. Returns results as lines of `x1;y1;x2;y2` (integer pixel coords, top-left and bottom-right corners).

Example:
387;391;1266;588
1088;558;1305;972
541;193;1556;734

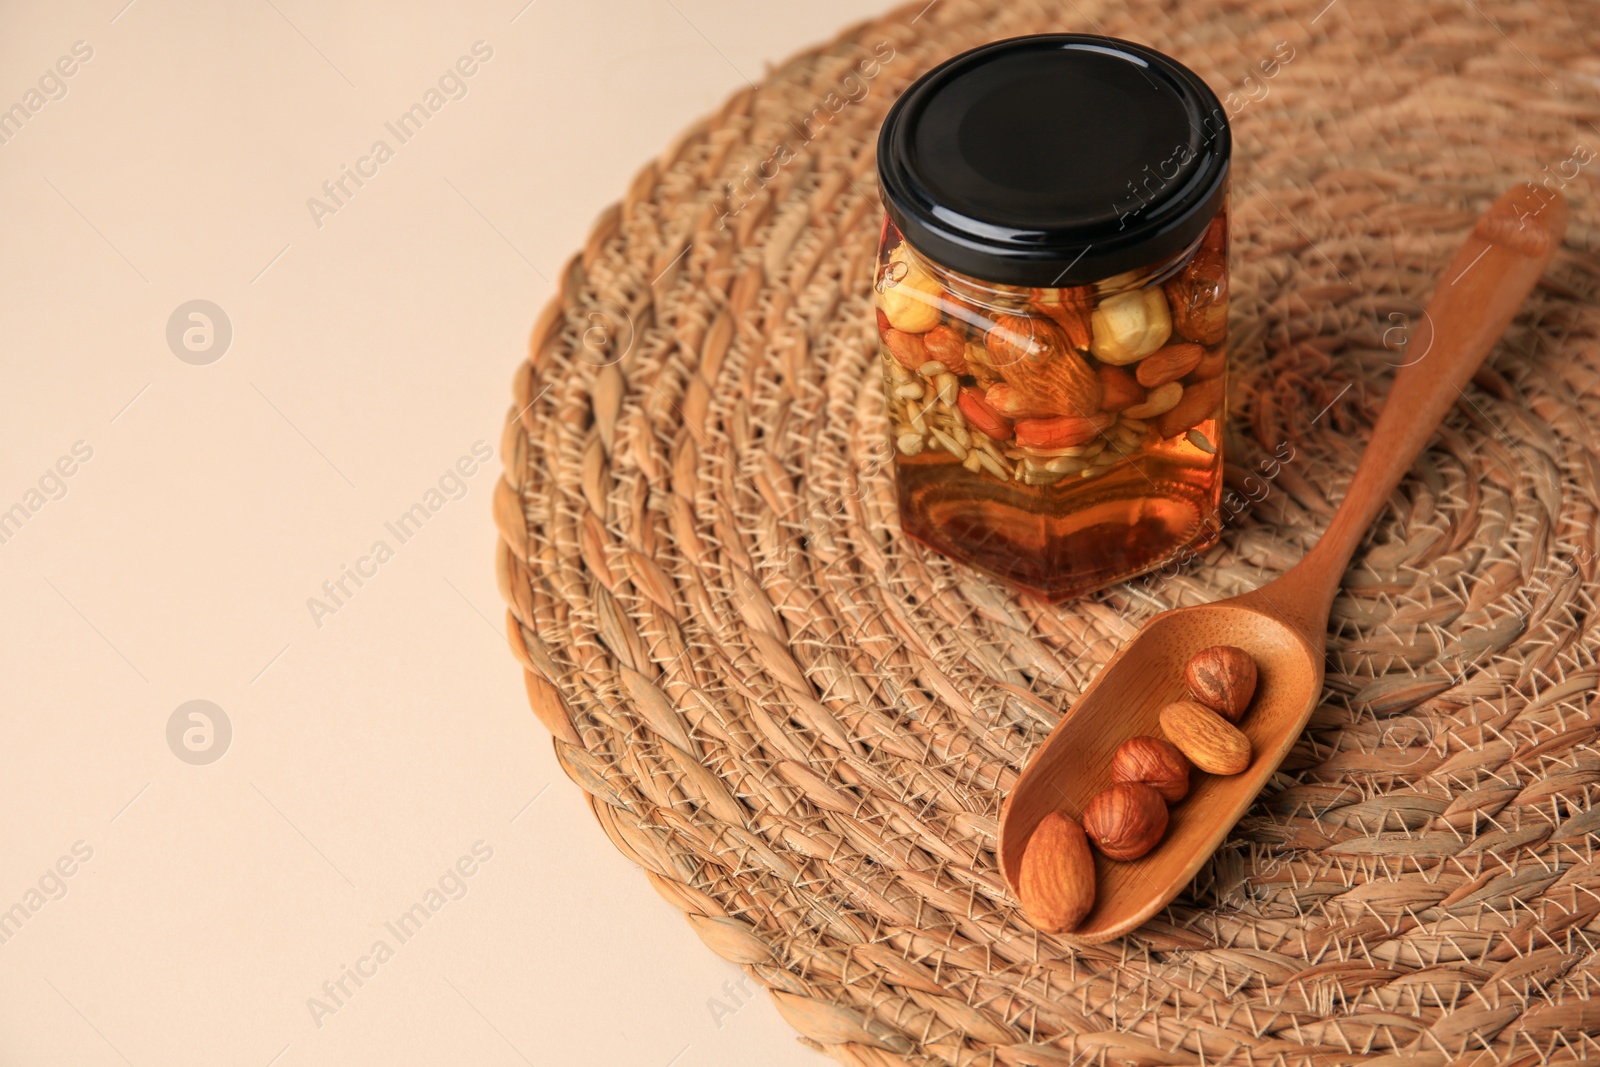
977;451;1010;481
930;428;967;460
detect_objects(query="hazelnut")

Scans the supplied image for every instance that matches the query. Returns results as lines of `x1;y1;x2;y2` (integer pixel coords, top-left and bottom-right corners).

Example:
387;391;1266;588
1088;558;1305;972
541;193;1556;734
1082;782;1168;861
1164;248;1228;346
1184;645;1258;722
1110;736;1191;802
1017;811;1096;933
1089;287;1171;365
877;247;943;333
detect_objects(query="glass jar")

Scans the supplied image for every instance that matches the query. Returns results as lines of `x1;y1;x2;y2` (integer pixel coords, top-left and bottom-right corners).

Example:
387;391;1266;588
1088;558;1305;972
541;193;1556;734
875;34;1231;601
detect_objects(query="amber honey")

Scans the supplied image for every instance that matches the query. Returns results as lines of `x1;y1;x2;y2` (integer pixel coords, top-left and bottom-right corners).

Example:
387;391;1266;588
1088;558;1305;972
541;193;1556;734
876;34;1231;599
895;413;1224;601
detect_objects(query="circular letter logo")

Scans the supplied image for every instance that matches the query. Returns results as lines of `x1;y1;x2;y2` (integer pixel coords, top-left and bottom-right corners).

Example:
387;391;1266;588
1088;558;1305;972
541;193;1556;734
166;300;232;365
167;700;232;765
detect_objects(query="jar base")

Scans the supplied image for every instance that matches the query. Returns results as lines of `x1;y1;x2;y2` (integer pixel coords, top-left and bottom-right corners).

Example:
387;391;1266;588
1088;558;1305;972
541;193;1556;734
895;439;1223;603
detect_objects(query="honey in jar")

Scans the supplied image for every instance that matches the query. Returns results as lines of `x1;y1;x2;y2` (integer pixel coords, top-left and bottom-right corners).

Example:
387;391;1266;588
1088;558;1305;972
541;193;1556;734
875;34;1231;601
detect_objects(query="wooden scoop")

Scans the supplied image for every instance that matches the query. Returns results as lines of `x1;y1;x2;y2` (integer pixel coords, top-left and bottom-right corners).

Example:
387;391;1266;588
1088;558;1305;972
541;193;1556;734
997;185;1568;943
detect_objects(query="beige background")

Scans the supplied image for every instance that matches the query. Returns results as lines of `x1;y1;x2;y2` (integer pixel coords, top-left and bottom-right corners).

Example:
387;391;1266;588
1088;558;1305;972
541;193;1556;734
0;1;887;1063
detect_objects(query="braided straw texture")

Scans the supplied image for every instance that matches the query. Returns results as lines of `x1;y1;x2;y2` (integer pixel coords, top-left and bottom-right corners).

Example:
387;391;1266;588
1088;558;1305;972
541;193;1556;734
496;1;1600;1063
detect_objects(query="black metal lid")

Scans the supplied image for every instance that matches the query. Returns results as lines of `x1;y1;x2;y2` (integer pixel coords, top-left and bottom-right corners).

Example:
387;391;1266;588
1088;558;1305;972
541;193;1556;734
877;34;1230;287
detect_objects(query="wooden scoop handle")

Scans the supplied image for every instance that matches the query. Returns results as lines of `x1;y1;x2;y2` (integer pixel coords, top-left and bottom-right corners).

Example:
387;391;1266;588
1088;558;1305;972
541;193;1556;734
1259;185;1567;631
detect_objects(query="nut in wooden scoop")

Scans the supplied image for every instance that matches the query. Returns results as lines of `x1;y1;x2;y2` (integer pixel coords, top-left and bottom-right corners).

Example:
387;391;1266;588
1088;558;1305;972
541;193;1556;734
998;184;1570;943
1110;736;1191;802
1017;811;1095;933
1159;699;1252;775
1184;645;1257;722
1083;782;1169;861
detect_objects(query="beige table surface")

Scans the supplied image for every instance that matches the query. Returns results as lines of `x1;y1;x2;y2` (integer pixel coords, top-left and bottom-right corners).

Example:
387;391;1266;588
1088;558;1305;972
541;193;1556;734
0;2;886;1064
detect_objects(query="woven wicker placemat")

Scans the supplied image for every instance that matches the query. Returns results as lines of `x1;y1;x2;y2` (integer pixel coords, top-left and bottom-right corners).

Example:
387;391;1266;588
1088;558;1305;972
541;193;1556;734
495;1;1600;1063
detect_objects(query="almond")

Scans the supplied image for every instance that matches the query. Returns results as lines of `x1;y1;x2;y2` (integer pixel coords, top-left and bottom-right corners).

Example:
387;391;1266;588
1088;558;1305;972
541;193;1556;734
985;382;1061;420
1110;736;1191;802
921;324;969;376
958;387;1014;442
882;329;928;371
1159;699;1251;775
1083;782;1168;860
1153;376;1224;438
1096;365;1146;413
1188;346;1226;382
1135;343;1205;388
1017;811;1096;933
1185;645;1257;722
1030;286;1094;350
1014;412;1116;450
985;315;1102;417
